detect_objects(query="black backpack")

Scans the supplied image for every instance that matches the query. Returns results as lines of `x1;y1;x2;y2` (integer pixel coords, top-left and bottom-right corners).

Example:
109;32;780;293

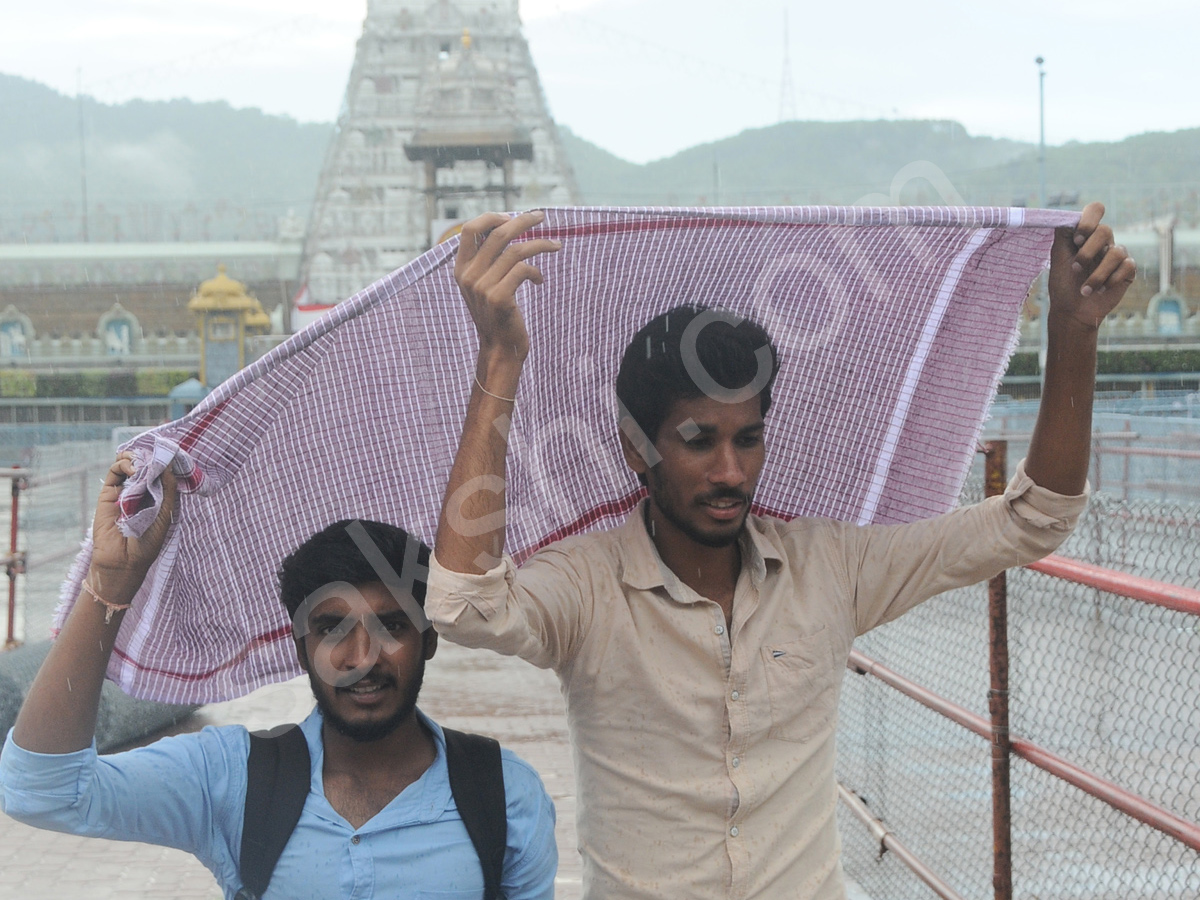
234;725;507;900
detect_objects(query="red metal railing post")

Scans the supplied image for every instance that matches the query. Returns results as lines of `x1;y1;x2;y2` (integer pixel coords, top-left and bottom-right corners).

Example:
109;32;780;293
7;466;23;648
985;441;1012;900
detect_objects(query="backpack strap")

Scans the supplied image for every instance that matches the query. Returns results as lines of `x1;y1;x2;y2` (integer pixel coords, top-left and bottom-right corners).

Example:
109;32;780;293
236;725;311;900
443;727;508;900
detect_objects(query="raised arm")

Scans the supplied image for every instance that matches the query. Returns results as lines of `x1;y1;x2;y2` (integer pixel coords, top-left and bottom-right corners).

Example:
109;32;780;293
12;454;176;753
434;210;561;574
1025;202;1136;495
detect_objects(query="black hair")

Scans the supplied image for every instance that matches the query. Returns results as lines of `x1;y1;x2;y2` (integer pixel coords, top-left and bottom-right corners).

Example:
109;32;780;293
278;519;431;622
615;304;780;447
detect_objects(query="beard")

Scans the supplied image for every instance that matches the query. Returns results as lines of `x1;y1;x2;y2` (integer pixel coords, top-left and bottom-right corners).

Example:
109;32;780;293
307;657;425;743
646;471;751;549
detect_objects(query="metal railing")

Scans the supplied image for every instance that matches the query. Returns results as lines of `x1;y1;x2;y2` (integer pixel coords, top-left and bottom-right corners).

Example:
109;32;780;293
1;448;109;646
3;467;31;648
837;440;1200;900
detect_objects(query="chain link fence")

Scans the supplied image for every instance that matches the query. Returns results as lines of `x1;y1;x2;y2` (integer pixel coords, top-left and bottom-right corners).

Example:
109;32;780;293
838;468;1200;899
2;440;110;643
984;402;1200;505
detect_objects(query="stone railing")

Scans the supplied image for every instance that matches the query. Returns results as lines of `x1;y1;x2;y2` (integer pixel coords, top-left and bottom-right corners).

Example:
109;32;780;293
2;334;201;368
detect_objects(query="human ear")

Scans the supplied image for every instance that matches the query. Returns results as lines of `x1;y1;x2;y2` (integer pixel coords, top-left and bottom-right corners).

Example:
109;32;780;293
618;418;652;477
423;629;438;661
294;638;310;674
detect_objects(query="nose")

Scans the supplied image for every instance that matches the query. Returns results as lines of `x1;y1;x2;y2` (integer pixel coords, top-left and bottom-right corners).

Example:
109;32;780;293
330;617;374;672
708;442;746;487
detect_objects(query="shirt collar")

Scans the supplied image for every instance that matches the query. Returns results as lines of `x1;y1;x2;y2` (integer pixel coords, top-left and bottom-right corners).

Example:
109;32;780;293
299;706;452;831
740;512;785;583
618;500;667;591
618;499;784;592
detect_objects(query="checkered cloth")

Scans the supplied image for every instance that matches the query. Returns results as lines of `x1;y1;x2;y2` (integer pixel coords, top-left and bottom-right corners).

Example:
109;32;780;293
55;206;1076;703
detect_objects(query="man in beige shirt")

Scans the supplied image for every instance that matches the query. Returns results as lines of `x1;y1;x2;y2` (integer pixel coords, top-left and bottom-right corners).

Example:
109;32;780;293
428;205;1135;899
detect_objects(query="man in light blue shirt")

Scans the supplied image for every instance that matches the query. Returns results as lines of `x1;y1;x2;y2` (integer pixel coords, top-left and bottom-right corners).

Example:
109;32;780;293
0;455;557;899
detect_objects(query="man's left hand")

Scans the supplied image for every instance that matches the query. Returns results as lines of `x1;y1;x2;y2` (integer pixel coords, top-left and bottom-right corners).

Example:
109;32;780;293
1048;201;1137;330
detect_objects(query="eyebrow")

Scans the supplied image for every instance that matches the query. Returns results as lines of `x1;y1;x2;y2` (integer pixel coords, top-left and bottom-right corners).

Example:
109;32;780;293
309;609;413;629
685;421;765;436
374;611;414;626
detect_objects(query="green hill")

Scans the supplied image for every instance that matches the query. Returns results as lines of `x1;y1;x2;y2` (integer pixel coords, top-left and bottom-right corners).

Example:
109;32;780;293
560;122;1200;224
959;128;1200;222
0;74;333;242
562;120;1031;206
2;72;1197;243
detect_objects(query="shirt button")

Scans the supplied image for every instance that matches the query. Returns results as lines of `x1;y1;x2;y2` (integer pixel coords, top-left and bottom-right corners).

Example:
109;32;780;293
730;826;740;837
351;835;361;845
714;624;725;635
731;690;740;701
732;757;741;768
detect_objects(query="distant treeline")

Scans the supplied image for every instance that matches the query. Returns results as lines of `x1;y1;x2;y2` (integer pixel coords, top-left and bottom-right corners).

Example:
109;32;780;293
2;72;1197;243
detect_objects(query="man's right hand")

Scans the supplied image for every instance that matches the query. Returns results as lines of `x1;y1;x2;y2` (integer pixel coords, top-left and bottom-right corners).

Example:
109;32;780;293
12;453;176;754
435;211;559;576
454;210;561;364
88;453;177;604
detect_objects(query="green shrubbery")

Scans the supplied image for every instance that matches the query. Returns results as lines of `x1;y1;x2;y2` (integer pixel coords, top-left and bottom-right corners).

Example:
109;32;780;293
1005;353;1039;376
1006;349;1200;377
135;369;195;396
1095;350;1200;374
0;369;36;397
1;369;196;398
35;372;89;397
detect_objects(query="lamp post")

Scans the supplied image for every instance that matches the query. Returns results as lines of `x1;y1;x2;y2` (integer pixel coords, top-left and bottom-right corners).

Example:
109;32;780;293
1036;56;1048;382
77;69;89;242
1036;57;1046;209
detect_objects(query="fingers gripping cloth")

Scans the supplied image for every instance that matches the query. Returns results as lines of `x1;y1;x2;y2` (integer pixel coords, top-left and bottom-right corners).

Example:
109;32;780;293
118;438;204;535
54;206;1077;703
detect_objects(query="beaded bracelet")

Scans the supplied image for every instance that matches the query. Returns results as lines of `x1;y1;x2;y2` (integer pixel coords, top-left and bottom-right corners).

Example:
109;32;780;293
82;579;131;625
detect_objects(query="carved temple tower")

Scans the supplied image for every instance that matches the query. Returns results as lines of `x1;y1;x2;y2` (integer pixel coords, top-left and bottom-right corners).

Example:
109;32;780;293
297;0;579;326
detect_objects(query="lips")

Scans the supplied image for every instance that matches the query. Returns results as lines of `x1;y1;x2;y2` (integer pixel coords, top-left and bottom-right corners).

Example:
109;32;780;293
338;677;394;705
699;497;746;521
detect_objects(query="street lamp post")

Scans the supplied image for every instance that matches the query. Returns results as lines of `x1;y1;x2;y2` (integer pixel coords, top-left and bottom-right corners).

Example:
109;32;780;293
1036;56;1049;382
1036;57;1046;209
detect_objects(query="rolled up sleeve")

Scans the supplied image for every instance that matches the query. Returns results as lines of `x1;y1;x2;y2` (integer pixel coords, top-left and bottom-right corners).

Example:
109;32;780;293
0;724;243;866
427;546;590;673
426;554;516;628
0;731;96;823
1004;457;1089;532
848;457;1088;634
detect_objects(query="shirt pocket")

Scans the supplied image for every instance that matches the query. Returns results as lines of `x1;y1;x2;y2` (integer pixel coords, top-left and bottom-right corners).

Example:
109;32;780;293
762;627;839;743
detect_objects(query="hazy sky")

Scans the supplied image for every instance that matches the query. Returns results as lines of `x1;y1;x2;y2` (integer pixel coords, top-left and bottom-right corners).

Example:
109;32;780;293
3;0;1196;163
